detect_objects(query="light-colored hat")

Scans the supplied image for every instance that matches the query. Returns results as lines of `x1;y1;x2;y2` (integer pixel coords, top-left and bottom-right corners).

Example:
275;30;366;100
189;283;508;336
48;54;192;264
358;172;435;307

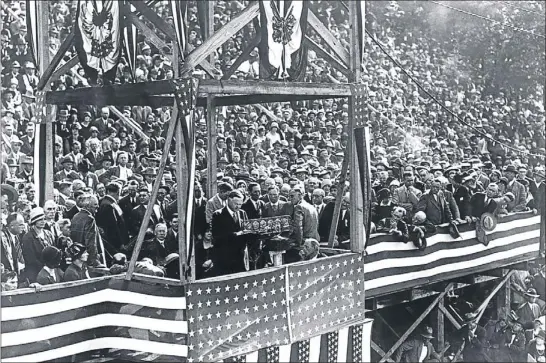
29;207;45;225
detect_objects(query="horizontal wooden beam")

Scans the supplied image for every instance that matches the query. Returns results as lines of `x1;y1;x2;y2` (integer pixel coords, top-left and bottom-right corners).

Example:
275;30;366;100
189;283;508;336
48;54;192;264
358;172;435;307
180;2;259;76
307;10;350;67
38;31;75;90
128;0;177;40
46;79;351;105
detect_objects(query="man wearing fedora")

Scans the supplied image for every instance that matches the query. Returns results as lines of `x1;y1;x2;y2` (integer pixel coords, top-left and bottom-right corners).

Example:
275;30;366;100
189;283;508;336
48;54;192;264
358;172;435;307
394;326;443;362
517;288;542;328
504;165;528;212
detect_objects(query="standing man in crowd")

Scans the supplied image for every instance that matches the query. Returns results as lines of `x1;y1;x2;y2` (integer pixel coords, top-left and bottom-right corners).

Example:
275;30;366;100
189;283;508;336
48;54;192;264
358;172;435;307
70;194;105;267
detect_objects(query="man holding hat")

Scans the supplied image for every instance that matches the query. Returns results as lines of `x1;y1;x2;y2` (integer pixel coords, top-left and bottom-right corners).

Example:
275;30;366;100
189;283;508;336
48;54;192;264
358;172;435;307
21;207;55;283
504;165;527;212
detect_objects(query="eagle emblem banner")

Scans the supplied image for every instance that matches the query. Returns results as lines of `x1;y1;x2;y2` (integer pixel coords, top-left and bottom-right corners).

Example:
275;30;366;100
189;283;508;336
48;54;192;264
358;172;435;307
259;0;309;80
74;0;121;84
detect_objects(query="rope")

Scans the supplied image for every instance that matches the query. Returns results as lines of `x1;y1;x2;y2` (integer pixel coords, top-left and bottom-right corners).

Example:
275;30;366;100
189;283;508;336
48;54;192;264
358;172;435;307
364;28;545;160
430;1;546;39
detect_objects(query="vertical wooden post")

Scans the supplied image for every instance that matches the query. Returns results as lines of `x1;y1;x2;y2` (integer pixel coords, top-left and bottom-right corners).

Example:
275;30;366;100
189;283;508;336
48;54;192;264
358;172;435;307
172;40;188;283
206;96;217;199
348;0;364;252
432;298;445;354
496;269;511;319
37;1;54;202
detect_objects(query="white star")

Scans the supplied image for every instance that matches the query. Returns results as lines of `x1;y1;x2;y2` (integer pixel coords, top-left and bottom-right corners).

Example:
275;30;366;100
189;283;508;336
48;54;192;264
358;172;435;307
281;299;286;305
328;263;333;269
216;311;222;319
246;332;252;339
208;353;214;360
189;331;195;337
334;285;338;291
187;290;193;296
273;326;279;333
356;279;362;285
224;297;230;304
335;307;339;313
262;278;267;285
262;303;268;310
321;311;325;318
328;275;334;281
272;301;277;308
253;305;259;312
273;314;278;320
225;310;231;317
198;328;203;335
297;307;303;314
244;306;250;314
343;260;348;266
320;300;324;306
198;342;204;349
297;270;302;277
282;312;287;318
215;286;221;293
215;299;221;305
236;321;242;328
206;313;212;320
234;308;240;315
357;267;362;273
305;268;310;275
196;288;202;295
234;284;240;290
246;319;252;326
342;305;347;311
297;295;303;302
305;305;310;311
255;331;261;337
261;291;267;298
243;294;249;301
270;288;276;295
252;292;258;299
315;325;320;332
290;284;295;291
225;285;231;292
279;274;284;280
328;309;332;315
289;271;294;278
216;325;222;332
350;258;355;264
206;287;211;294
189;316;195;323
270;276;276;283
253;280;258;287
206;300;211;307
297;282;302;289
188;303;193;310
280;286;285;293
243;282;249;289
207;326;213;333
233;296;239;302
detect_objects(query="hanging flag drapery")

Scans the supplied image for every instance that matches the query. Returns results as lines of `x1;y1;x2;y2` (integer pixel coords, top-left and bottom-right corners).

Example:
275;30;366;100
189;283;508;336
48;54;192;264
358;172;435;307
32;91;50;206
357;0;366;64
74;0;121;84
122;2;138;80
25;0;39;67
259;0;309;80
170;0;188;60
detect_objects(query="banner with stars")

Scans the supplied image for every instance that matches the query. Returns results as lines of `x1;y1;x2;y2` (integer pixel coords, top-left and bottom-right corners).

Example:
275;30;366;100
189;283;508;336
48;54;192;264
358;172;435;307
185;267;290;362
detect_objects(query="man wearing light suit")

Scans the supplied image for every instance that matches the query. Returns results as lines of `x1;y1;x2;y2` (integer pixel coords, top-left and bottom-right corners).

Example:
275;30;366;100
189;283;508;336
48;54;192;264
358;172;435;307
392;173;422;219
263;186;290;218
205;182;233;224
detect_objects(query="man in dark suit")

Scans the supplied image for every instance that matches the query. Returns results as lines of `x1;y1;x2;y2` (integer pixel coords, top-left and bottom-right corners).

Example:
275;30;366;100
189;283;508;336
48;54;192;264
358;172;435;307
242;182;265;219
130;187;164;237
118;180;139;223
263;186;289;217
394;326;442;363
211;190;251;276
470;183;499;218
417;179;453;225
504;165;528;212
96;182;130;258
140;223;177;266
84;138;103;171
193;184;208;240
91;107;114;139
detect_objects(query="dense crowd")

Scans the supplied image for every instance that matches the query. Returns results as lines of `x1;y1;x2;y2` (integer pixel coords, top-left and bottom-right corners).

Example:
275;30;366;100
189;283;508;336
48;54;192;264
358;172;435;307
0;0;545;292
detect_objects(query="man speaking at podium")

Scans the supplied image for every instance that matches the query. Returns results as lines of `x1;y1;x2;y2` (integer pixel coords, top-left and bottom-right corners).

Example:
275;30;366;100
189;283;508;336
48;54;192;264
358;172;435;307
211;190;251;276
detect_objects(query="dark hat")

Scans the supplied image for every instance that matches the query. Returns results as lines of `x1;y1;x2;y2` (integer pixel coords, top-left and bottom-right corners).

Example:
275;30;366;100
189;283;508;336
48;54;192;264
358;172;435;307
42;246;62;267
411;229;427;251
448;221;461;239
535;329;546;340
67;243;87;260
525;288;540;298
504;165;517;174
61;156;74;165
21;155;34;164
462;311;479;324
420;326;434;339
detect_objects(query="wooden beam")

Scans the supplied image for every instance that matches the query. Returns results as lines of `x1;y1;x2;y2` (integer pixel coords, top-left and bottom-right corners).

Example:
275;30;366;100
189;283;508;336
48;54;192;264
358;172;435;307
327;136;349;247
307;10;350;67
45;79;352;105
433;298;445;353
496;269;510;320
198;59;222;80
254;104;282;123
125;90;179;280
371;341;395;363
128;0;177;40
50;56;79;84
206;96;217;201
475;270;515;324
107;106;149;141
127;13;171;55
196;94;336;107
222;34;261;80
304;35;349;76
180;2;259;76
375;312;400;339
38;31;75;90
379;283;454;362
438;303;462;330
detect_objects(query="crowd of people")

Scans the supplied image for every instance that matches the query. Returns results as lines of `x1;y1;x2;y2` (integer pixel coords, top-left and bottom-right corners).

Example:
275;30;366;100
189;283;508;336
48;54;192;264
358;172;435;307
1;0;545;290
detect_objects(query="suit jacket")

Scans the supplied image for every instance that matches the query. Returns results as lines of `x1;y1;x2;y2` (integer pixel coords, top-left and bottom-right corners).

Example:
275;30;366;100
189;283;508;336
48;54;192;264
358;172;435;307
140;238;177;266
91;117;113;138
96;195;130;252
242;198;265;219
98;165;136;184
118;194;138;222
317;202;335;242
36;267;64;285
63;205;80;220
417;192;453;225
469;192;498;218
80;172;100;190
505;179;528;212
20;135;34;155
394;338;440;363
70;209;103;266
84;151;103;170
392;185;422;213
1;230;23;274
211;206;249;276
291;200;320;245
443;190;461;220
205;194;225;224
21;228;55;283
263;201;289;218
193;198;208;238
130;204;163;236
454;185;472;218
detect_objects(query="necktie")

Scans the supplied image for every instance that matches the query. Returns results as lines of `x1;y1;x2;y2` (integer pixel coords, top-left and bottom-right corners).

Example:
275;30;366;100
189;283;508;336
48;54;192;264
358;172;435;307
233;212;239;227
12;234;24;268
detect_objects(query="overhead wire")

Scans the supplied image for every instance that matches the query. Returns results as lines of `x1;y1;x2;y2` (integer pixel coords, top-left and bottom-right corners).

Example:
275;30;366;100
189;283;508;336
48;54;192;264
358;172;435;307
429;1;546;39
364;28;545;160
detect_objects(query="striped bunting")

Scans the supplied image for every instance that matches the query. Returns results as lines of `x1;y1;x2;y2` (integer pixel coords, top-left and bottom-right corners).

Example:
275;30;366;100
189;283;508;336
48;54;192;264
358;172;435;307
170;0;188;59
25;0;39;66
222;320;372;363
365;213;541;298
1;277;188;362
122;1;138;79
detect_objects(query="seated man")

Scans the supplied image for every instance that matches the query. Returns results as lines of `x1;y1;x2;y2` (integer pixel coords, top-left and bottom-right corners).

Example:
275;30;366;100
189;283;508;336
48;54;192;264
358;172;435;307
298;238;324;261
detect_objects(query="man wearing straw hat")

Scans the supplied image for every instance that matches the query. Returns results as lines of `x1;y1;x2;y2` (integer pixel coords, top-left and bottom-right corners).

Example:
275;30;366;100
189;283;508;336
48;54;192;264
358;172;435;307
394;326;443;362
517;288;543;328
